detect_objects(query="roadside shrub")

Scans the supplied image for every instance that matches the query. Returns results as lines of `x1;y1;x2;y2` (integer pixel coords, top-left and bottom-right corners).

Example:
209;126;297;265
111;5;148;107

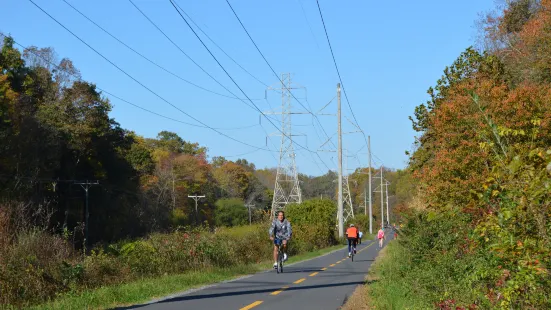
0;230;75;306
214;198;248;227
0;220;335;308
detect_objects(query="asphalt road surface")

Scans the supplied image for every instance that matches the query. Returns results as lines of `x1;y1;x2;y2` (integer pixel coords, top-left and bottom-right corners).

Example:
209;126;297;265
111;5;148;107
119;234;392;310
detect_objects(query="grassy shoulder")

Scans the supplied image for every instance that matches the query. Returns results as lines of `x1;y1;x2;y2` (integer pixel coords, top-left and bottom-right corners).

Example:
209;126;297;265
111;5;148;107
342;241;431;310
28;244;345;310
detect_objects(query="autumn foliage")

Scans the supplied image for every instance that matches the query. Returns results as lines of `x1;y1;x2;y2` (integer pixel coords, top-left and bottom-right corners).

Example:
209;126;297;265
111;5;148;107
397;0;551;308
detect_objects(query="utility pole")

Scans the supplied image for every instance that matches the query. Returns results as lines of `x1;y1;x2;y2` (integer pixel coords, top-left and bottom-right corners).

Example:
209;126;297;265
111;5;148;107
74;180;99;250
380;166;384;229
188;195;205;225
368;136;373;234
363;188;367;216
172;166;176;210
337;83;344;238
245;203;254;225
385;181;390;227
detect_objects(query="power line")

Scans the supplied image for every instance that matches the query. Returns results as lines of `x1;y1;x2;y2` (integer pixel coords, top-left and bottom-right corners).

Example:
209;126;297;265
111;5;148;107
315;0;360;130
217;149;260;158
316;0;375;166
169;0;333;174
224;0;339;156
130;0;278;164
26;0;275;153
0;33;259;132
172;0;270;89
127;0;284;121
102;89;258;131
127;0;263;107
168;0;324;158
60;0;246;101
296;0;320;49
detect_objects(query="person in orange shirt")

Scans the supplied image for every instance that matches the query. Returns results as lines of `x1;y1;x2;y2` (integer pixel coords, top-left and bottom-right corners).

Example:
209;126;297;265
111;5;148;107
345;224;359;257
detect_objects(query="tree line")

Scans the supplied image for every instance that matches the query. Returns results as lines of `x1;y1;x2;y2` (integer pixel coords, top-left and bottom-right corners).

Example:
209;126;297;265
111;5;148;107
392;0;551;308
0;36;346;246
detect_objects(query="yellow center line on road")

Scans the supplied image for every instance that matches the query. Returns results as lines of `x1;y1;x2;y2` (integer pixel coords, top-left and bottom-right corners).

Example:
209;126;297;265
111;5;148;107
309;272;319;277
336;261;342;264
321;267;327;270
239;300;263;310
329;263;336;267
294;278;306;284
270;286;289;296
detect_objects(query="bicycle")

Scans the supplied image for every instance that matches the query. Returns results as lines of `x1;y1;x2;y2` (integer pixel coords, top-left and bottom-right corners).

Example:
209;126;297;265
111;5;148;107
348;238;357;262
275;239;284;273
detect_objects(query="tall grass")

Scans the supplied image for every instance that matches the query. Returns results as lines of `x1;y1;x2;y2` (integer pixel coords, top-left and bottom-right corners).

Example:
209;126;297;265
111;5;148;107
0;220;336;308
366;242;431;310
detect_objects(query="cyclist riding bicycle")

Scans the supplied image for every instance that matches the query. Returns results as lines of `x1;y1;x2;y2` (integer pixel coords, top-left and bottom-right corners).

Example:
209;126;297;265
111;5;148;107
346;224;359;257
269;211;292;269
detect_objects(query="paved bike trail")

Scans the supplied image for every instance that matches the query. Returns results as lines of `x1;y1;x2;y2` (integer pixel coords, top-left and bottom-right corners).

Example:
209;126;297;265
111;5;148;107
120;234;391;310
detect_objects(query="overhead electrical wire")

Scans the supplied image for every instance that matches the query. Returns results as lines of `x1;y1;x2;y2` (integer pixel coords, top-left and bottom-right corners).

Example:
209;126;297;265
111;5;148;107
172;0;271;89
165;1;295;166
167;1;326;155
224;0;336;145
127;0;286;123
60;0;245;101
315;0;384;169
296;0;320;49
223;0;339;174
26;0;276;153
315;0;361;132
0;33;261;132
223;0;337;175
169;0;333;172
126;0;265;106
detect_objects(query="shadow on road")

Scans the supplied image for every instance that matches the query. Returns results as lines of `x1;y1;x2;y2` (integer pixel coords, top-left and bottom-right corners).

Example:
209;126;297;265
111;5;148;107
276;268;324;273
352;259;375;263
113;281;365;309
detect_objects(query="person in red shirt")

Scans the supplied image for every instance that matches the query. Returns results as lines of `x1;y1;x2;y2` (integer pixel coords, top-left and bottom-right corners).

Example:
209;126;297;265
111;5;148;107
346;224;359;257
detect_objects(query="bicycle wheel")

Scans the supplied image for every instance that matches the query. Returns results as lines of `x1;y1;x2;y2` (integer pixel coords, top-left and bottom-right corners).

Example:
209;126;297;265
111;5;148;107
278;250;284;273
276;247;282;273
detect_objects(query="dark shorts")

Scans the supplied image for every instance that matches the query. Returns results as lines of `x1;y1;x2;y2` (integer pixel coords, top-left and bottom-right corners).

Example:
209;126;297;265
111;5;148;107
274;238;287;246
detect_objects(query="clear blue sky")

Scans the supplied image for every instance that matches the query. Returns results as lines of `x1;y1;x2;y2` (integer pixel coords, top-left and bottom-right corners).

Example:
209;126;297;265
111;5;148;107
2;0;495;176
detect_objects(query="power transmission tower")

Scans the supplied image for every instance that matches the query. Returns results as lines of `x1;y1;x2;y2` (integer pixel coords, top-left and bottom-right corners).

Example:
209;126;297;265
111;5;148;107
74;180;99;250
341;149;355;225
342;174;354;223
267;73;303;218
188;195;205;225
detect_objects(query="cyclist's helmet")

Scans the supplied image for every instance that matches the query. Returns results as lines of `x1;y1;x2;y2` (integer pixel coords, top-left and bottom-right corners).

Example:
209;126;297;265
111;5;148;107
350;224;355;227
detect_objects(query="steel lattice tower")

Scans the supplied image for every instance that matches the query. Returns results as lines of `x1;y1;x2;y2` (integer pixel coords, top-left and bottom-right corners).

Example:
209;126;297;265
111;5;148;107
269;73;302;218
342;175;354;223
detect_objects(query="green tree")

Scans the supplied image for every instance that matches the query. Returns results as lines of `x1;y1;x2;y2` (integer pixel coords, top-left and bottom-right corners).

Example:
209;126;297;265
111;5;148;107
286;198;336;227
214;198;248;227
